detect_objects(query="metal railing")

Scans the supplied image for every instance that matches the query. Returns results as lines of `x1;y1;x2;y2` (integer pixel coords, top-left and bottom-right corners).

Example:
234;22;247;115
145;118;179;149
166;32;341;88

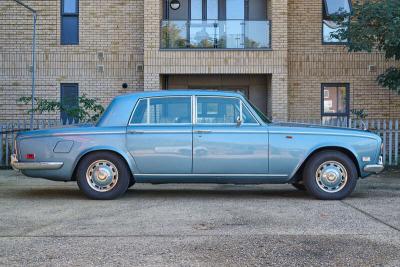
160;19;271;49
1;118;399;168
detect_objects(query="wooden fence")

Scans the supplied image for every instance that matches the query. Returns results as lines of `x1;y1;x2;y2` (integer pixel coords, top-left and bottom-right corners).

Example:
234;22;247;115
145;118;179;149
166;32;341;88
0;118;399;168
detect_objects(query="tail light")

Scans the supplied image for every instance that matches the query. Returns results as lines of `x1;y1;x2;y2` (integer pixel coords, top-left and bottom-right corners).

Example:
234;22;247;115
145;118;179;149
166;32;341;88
25;154;35;160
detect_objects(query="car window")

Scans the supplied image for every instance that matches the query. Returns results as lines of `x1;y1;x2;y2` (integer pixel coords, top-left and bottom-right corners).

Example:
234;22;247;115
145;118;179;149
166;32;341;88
130;97;192;124
130;99;148;124
197;97;239;124
242;103;258;124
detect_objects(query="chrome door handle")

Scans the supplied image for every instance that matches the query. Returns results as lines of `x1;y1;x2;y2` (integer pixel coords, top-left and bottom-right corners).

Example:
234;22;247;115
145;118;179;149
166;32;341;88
194;130;212;134
127;130;145;134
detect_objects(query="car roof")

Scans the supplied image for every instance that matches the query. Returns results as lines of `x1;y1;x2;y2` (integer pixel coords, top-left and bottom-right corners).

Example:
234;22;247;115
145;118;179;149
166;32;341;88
115;90;244;100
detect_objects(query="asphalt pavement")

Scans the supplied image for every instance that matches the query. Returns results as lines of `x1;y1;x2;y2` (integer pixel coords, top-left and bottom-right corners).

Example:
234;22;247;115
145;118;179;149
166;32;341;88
0;169;399;266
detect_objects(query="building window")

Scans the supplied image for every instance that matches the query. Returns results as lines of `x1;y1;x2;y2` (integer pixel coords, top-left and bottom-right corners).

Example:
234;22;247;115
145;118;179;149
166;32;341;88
322;0;351;44
161;0;270;49
321;83;349;125
61;0;79;45
60;83;79;124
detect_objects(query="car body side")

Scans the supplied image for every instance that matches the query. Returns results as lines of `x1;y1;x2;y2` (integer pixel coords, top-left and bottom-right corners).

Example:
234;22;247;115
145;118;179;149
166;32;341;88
15;91;382;183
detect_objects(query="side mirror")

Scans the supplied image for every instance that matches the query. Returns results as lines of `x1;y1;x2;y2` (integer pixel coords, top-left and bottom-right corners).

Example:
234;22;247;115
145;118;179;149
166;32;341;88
236;116;243;127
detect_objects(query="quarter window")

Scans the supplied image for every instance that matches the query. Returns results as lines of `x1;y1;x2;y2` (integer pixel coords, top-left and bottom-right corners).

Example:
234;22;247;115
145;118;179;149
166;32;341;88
321;83;349;124
130;97;192;124
61;0;79;45
196;97;257;124
322;0;351;44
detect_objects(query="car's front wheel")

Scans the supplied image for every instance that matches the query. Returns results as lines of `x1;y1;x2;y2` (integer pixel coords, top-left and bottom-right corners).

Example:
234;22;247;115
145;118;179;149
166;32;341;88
76;152;130;200
303;150;358;200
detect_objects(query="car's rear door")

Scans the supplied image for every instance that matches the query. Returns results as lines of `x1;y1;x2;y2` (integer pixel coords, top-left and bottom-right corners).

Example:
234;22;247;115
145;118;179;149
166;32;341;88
192;96;268;176
126;96;193;174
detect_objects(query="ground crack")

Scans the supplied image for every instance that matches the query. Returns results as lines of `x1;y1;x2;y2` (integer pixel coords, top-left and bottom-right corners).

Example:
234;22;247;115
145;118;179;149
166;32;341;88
341;200;400;232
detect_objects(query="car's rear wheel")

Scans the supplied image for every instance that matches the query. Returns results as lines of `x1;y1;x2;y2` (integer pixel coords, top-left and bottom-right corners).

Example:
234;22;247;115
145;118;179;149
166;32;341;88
76;152;130;200
303;150;358;200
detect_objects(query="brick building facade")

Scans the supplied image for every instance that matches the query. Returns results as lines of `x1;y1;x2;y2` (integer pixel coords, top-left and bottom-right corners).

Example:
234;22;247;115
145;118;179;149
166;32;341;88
0;0;399;122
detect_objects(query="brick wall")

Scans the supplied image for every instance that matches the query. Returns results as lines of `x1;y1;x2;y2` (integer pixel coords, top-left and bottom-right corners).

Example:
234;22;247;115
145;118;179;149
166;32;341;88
288;0;400;120
1;0;399;122
0;0;144;121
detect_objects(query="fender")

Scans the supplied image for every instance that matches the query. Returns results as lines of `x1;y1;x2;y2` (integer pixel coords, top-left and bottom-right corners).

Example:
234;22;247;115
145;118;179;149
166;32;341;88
72;145;139;177
288;142;360;180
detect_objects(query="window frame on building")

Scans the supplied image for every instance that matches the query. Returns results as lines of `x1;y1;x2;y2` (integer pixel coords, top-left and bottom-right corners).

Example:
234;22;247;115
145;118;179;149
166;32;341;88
322;0;351;45
321;83;350;122
161;0;270;49
60;83;79;124
61;0;79;45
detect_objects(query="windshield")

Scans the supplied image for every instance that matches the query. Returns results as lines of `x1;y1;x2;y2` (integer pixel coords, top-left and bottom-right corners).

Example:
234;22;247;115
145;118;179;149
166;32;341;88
247;100;272;123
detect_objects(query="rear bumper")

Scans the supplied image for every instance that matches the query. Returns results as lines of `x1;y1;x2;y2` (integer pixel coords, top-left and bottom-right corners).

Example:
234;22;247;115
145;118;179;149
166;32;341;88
11;154;64;171
363;156;384;174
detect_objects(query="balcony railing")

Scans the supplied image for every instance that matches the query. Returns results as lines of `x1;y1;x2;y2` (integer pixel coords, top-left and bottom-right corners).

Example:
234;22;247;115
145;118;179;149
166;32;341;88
161;20;271;49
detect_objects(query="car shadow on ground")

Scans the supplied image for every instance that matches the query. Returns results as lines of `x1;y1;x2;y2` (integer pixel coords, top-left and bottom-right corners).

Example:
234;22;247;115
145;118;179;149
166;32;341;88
10;186;314;200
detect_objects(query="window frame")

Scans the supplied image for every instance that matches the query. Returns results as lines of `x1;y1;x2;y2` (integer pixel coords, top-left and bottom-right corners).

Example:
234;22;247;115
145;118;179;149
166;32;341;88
320;83;350;118
321;0;351;45
195;96;260;125
60;83;79;124
61;0;79;45
129;96;193;126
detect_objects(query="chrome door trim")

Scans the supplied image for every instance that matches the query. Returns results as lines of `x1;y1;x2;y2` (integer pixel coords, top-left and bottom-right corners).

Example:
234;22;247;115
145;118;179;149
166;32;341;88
128;130;192;134
136;173;287;177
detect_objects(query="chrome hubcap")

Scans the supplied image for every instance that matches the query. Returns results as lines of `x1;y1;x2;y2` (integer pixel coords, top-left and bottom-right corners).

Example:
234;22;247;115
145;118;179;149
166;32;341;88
315;161;348;193
86;160;119;192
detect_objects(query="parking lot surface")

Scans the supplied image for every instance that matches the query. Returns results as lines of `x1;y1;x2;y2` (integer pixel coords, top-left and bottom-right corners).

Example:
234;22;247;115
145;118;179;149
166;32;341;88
0;169;399;266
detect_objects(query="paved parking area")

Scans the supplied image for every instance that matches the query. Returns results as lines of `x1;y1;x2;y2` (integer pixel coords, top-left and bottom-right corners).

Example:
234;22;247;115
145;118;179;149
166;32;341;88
0;169;400;266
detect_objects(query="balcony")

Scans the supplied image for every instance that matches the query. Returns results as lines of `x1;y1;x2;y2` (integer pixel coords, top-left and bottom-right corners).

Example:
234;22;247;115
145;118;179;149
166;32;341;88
161;20;271;49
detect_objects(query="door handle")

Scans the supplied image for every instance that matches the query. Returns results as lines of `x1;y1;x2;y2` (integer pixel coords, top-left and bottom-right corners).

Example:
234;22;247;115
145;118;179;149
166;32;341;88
194;130;212;134
127;130;145;134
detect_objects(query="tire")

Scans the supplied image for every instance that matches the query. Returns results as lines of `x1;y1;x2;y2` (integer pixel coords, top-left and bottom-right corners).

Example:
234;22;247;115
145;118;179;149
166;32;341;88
292;182;306;191
128;180;136;189
76;152;130;200
303;150;358;200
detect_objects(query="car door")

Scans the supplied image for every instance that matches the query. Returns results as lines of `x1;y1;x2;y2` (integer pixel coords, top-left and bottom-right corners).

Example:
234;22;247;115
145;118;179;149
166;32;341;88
193;96;268;175
126;96;193;174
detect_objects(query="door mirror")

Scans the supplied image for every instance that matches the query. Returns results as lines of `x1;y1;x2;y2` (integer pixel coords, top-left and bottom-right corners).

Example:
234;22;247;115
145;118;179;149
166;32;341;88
236;116;243;127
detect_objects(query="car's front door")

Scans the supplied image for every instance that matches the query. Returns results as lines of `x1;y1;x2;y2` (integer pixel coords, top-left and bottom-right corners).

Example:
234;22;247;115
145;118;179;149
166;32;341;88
193;96;268;175
126;96;193;174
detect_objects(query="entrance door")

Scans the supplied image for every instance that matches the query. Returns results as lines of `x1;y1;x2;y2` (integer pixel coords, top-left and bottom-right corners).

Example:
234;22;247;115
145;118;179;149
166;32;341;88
193;96;268;175
126;96;193;174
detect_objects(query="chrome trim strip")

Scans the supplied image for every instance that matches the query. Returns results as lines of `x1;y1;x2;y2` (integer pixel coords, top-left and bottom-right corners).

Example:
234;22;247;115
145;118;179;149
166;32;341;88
128;130;192;134
18;131;126;139
11;154;64;170
269;131;379;139
136;173;288;177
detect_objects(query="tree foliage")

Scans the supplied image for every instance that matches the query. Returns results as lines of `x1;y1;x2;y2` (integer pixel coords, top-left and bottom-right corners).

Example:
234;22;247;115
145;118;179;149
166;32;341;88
18;94;105;123
332;0;400;94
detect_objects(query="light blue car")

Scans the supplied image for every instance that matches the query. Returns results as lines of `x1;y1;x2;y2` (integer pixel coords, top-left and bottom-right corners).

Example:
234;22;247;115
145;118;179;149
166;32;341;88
11;90;384;200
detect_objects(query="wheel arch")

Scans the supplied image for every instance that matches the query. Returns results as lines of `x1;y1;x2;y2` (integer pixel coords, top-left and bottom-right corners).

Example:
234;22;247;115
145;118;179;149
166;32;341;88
289;146;361;183
71;148;135;183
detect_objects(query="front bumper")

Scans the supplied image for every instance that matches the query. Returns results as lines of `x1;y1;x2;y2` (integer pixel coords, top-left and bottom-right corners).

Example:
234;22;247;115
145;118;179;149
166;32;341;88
363;156;384;174
11;154;64;171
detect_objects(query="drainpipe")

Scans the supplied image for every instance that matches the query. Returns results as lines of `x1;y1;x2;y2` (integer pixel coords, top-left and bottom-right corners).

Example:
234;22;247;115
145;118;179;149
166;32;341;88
12;0;37;130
